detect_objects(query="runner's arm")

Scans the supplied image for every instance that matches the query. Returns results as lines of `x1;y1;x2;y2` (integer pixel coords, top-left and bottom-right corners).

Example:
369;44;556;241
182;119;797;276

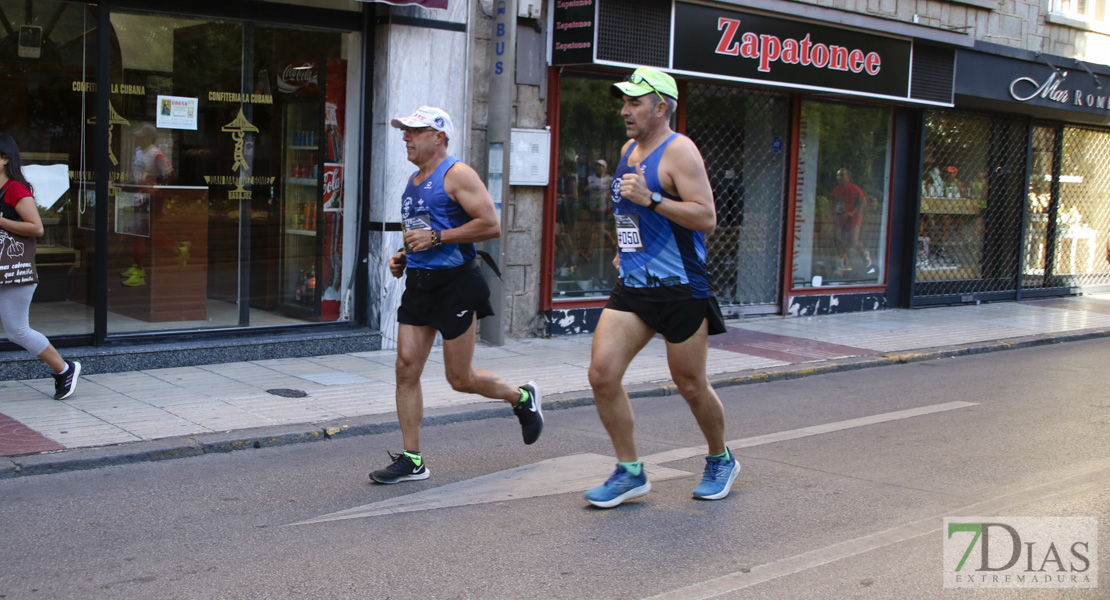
442;161;501;244
658;137;716;234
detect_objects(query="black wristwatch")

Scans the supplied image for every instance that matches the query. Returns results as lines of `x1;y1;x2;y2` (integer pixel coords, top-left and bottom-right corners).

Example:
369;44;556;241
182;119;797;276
648;192;662;211
432;230;443;247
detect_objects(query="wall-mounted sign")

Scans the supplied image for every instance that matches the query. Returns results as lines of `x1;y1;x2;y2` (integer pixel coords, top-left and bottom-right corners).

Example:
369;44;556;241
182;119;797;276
672;2;911;100
551;0;595;66
956;49;1110;119
156;95;198;130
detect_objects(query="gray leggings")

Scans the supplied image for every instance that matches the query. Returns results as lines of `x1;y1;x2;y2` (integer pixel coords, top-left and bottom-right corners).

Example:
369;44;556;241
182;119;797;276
0;284;50;356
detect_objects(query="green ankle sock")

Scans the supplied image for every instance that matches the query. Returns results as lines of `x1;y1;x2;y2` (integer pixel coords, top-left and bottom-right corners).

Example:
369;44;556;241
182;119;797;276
709;449;731;462
403;450;422;467
515;388;530;407
618;461;643;477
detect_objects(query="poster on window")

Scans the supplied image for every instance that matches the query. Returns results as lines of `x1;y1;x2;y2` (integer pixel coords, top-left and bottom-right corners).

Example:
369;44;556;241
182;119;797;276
156;95;198;130
115;192;151;238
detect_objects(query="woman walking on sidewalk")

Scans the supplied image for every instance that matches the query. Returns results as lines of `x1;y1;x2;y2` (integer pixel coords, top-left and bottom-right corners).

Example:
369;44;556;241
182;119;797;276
0;133;80;399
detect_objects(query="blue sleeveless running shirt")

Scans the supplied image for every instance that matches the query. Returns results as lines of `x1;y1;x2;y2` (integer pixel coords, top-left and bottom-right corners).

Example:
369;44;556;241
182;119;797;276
611;133;711;299
400;156;476;270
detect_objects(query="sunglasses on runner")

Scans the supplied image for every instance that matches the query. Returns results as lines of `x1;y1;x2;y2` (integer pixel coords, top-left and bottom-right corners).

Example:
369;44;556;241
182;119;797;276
625;73;665;103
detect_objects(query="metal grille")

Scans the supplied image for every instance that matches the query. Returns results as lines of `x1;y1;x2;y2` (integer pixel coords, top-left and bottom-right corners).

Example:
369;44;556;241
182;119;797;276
1022;125;1056;289
596;0;670;68
915;110;1028;299
915;111;1110;301
1047;126;1110;286
685;82;789;311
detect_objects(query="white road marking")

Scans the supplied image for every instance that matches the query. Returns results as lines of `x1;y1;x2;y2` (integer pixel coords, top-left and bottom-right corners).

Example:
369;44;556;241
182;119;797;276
287;401;977;526
645;401;978;465
292;455;694;525
644;462;1110;600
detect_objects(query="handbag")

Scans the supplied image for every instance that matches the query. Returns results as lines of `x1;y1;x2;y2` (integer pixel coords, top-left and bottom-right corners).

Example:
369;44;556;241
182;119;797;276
0;182;40;285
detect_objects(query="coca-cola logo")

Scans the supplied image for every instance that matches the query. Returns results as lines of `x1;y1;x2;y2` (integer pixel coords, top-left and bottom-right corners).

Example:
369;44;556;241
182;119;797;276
278;62;319;95
323;168;343;194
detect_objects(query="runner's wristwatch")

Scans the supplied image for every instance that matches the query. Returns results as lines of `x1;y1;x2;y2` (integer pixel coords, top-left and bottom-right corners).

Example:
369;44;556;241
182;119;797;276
648;192;662;211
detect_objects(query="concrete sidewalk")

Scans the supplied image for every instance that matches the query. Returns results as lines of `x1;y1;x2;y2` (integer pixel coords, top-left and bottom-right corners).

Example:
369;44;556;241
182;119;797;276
4;295;1110;476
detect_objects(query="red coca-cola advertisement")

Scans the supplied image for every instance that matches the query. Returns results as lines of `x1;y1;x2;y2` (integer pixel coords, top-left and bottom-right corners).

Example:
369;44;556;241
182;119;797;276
277;61;319;97
320;58;347;322
324;58;347;164
322;165;343;213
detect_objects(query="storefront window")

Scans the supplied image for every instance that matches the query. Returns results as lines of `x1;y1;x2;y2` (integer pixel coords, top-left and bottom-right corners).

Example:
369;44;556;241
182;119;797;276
103;12;354;334
792;100;891;289
916;110;1031;299
553;72;627;299
0;0;97;341
1023;125;1056;286
1;3;357;349
1055;126;1110;283
686;83;789;313
917;111;994;283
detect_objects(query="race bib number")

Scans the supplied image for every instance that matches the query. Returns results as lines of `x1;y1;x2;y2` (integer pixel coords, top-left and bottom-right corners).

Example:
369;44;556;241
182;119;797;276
403;215;432;231
402;214;433;253
615;214;642;251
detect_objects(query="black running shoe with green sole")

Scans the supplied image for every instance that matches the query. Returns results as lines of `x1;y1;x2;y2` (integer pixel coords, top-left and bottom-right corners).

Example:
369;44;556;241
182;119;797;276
513;381;543;445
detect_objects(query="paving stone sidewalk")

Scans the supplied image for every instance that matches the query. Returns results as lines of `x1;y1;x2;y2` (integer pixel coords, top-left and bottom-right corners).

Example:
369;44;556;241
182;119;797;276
3;295;1110;476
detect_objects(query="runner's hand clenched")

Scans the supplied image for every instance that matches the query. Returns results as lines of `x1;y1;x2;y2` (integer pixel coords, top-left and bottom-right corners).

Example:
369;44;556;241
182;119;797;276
619;163;652;208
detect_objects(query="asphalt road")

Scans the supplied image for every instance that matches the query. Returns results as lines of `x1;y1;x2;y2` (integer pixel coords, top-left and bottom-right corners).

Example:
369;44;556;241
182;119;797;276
1;339;1108;599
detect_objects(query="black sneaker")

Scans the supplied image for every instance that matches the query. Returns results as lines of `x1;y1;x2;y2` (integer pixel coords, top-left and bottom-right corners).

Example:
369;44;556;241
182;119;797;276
369;451;429;484
513;381;543;445
52;360;81;400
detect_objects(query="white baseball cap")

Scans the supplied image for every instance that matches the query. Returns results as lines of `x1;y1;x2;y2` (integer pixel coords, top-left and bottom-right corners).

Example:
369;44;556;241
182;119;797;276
595;159;607;168
390;106;454;140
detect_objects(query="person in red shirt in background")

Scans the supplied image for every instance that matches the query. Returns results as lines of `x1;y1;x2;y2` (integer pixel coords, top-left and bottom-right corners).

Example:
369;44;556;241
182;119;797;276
833;167;871;273
0;133;80;399
122;123;181;286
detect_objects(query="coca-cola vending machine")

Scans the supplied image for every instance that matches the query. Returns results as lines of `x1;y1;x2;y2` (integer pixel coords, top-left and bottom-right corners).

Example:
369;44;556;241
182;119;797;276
277;58;346;320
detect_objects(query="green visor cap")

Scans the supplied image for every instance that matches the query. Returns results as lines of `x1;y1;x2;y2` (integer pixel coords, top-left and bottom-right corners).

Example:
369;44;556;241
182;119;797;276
610;67;679;100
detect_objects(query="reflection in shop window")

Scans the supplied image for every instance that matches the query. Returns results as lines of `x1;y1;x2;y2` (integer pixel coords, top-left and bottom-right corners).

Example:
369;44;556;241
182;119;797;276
553;73;628;299
792;100;891;289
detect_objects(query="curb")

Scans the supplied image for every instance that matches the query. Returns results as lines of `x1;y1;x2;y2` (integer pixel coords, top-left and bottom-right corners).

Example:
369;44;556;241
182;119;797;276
2;327;1108;479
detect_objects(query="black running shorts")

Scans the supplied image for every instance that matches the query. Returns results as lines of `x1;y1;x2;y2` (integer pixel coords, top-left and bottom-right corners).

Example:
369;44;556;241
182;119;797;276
605;284;727;344
398;260;494;340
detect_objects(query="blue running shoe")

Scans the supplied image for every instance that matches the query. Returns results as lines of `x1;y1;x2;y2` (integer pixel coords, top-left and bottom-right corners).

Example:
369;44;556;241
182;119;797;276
692;450;740;500
585;464;651;508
